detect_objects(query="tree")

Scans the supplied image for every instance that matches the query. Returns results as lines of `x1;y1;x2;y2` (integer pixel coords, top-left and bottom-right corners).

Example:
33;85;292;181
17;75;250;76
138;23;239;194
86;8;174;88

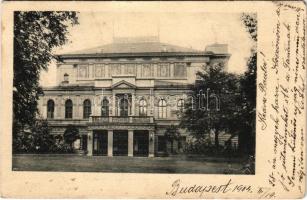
164;125;181;154
13;118;55;153
180;63;241;151
237;13;257;155
31;119;56;153
13;12;78;134
63;125;80;149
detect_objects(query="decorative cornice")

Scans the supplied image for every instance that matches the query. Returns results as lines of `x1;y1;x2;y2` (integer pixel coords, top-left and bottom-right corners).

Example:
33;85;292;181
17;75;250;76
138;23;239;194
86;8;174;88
41;84;192;92
58;52;230;60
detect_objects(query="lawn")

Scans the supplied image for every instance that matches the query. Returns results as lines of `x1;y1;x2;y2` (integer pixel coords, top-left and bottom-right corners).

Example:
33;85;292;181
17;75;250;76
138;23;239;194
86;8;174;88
12;154;245;174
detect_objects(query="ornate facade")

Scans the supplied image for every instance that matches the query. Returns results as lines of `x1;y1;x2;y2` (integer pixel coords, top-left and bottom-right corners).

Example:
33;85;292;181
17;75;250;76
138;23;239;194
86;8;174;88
38;36;232;157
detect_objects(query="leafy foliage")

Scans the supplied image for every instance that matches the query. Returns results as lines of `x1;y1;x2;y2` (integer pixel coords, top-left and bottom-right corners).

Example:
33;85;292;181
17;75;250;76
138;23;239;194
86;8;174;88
13;119;55;153
13;11;78;129
184;138;239;157
164;125;181;154
180;63;241;150
240;13;257;42
63;125;80;148
13;11;78;153
52;135;76;153
237;13;257;154
180;13;257;156
164;125;181;142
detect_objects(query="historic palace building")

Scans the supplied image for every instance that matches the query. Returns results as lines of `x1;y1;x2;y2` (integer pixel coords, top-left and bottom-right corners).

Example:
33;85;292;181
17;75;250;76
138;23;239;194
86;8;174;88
38;36;232;157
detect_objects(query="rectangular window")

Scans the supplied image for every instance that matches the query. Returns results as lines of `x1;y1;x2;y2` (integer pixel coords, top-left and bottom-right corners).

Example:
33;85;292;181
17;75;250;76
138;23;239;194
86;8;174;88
174;63;187;77
65;108;72;119
94;64;105;78
157;63;170;77
158;108;167;118
47;111;54;119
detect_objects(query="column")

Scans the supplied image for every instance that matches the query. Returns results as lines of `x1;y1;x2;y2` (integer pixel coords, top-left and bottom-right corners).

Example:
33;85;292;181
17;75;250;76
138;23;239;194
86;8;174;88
131;93;135;116
108;130;113;157
128;130;134;157
87;129;93;156
150;88;154;115
149;130;155;157
112;94;116;116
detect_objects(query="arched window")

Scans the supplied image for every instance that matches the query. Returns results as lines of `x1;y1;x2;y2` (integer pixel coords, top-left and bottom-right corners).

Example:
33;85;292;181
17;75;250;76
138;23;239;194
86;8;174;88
64;73;69;82
65;99;73;119
101;98;109;116
139;99;147;116
47;99;55;119
158;99;167;118
177;99;184;111
119;98;129;117
83;99;91;118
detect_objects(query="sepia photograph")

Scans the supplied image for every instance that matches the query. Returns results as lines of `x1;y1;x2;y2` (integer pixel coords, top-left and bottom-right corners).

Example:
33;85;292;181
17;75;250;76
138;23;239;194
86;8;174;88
1;1;305;198
12;11;257;174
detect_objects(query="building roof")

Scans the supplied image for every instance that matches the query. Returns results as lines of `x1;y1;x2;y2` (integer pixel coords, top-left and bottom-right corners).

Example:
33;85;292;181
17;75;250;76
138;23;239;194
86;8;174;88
58;37;230;58
65;42;199;55
205;43;228;54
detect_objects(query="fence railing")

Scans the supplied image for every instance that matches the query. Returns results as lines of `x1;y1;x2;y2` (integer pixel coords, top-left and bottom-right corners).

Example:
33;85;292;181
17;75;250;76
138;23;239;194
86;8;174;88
90;116;154;124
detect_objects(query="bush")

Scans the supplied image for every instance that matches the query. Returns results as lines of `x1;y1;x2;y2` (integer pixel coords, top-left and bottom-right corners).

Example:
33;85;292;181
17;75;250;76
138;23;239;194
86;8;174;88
13;119;76;154
49;135;74;153
184;137;239;157
13;128;35;153
63;125;80;148
13;119;55;153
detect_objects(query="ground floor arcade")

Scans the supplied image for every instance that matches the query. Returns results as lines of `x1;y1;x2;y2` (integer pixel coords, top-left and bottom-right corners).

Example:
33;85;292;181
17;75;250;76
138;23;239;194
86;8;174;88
87;129;155;157
52;123;189;157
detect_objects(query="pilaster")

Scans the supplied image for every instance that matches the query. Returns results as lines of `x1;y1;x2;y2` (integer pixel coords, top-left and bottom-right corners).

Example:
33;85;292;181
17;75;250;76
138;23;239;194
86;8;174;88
108;130;113;156
131;94;135;116
149;130;155;157
112;94;116;116
87;129;93;156
128;130;134;156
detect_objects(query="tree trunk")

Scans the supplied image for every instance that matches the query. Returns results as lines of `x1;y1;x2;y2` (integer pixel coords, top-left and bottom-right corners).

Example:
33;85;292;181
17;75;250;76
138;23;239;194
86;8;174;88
214;131;219;150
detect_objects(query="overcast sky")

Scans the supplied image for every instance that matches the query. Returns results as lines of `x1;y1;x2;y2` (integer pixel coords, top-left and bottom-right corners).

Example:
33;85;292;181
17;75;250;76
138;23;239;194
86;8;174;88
40;12;254;86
